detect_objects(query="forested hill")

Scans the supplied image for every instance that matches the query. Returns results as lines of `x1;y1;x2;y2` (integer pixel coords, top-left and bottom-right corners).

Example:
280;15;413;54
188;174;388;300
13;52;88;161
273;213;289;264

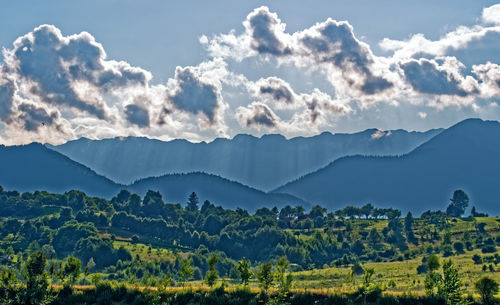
128;172;309;211
275;119;500;215
0;143;122;198
48;128;442;190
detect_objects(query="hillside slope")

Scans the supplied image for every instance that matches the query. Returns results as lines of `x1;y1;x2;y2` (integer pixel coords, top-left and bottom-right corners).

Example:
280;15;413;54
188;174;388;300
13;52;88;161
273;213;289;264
128;172;309;211
275;119;500;215
0;143;122;198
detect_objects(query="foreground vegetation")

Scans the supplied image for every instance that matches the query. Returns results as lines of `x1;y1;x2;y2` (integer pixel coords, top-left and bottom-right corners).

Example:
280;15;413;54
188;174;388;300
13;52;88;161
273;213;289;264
0;186;498;303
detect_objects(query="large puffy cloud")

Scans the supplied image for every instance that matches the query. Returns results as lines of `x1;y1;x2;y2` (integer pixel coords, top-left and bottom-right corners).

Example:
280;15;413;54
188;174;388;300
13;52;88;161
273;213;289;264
203;7;393;97
204;5;500;109
0;25;233;144
244;6;291;56
163;58;230;132
167;66;220;123
3;25;151;120
295;19;393;94
2;5;500;145
401;58;478;97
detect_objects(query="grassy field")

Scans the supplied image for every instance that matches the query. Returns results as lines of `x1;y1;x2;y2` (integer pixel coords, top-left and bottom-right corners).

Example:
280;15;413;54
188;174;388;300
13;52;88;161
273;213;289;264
113;240;177;262
292;247;499;295
97;217;499;297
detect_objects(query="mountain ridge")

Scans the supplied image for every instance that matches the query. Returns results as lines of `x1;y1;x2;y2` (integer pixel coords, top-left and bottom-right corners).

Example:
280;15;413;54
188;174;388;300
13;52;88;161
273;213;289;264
274;118;500;215
49;127;442;190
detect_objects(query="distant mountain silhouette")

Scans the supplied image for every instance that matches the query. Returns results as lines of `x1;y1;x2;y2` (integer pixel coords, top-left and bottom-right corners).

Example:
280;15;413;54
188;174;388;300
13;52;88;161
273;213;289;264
49;128;441;190
274;119;500;215
0;143;122;197
128;172;310;211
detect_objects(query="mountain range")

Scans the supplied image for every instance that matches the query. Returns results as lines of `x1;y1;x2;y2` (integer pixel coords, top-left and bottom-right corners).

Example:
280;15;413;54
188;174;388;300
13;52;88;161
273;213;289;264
1;118;499;215
48;128;441;191
275;119;500;215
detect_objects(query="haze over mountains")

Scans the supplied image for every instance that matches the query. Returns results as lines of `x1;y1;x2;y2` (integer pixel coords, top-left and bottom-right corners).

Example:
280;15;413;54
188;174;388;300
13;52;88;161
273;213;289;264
0;144;307;211
49;128;441;191
275;119;500;215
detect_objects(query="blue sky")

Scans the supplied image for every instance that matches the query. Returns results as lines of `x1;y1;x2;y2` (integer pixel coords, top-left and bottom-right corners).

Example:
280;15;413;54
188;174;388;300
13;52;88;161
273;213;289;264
1;1;500;144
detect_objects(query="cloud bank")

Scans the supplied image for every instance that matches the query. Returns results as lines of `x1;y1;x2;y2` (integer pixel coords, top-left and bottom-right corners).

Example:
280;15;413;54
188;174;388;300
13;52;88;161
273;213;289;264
1;4;500;144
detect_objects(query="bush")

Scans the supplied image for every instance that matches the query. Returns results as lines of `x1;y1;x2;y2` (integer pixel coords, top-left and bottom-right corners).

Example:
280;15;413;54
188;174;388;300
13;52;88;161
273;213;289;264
453;242;464;254
472;254;482;264
417;264;429;274
482;245;497;254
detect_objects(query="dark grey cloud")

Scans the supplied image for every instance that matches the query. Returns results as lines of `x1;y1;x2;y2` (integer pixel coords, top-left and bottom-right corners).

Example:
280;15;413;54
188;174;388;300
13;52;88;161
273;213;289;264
17;103;60;131
306;99;321;123
361;76;393;94
7;25;149;120
246;7;291;56
125;104;150;128
402;59;473;96
168;66;220;123
242;103;277;127
258;77;294;104
301;21;370;71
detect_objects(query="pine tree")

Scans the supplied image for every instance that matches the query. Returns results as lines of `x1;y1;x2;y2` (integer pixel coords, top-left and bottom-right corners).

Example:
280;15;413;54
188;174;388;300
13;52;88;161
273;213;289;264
405;212;417;243
186;192;199;211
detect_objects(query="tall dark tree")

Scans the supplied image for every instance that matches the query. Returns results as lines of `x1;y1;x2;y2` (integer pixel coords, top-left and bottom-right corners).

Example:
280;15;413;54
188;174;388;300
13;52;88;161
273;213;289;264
446;190;469;217
405;212;417;243
186;192;199;211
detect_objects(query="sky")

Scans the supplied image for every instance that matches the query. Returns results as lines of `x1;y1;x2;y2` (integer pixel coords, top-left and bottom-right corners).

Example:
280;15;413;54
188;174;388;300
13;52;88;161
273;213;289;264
1;0;500;145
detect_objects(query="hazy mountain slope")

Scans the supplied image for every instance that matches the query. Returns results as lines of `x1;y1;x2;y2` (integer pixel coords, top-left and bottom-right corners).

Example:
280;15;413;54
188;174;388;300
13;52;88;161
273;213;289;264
128;172;309;211
0;144;308;210
274;119;500;215
49;128;442;190
0;143;122;198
